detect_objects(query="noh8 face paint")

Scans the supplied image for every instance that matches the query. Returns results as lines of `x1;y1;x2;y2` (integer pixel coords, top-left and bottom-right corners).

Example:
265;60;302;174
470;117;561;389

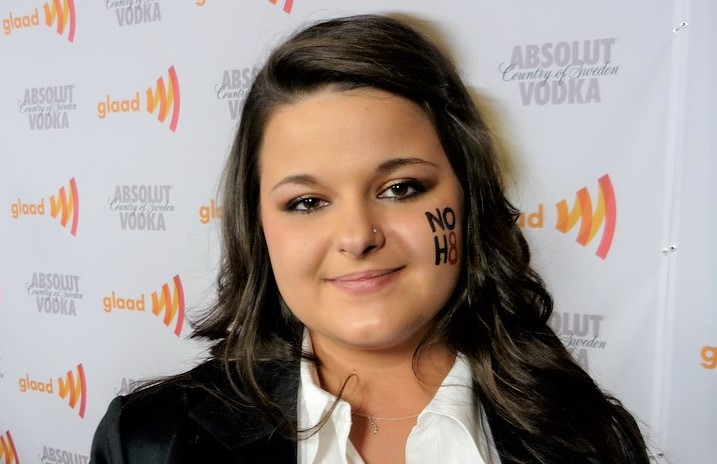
425;206;458;265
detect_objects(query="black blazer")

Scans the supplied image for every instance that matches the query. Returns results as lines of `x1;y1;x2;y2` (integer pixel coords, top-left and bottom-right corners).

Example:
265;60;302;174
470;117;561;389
90;360;300;463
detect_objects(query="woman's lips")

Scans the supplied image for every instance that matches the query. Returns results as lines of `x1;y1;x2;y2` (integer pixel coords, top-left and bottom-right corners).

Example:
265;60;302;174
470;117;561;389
327;267;403;295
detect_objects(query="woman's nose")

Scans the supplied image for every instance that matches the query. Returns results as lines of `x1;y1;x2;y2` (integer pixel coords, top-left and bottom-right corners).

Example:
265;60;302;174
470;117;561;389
336;205;385;258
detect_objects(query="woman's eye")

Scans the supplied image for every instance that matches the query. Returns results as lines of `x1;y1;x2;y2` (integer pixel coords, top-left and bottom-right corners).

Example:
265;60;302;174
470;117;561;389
378;181;426;200
286;197;329;213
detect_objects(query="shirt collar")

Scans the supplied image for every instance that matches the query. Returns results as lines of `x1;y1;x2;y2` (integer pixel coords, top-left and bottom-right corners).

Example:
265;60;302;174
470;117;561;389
297;331;490;463
298;334;354;463
414;354;497;463
420;353;477;438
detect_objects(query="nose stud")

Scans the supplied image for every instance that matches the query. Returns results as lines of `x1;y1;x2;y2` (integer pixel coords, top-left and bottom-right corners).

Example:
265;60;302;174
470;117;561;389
340;225;382;257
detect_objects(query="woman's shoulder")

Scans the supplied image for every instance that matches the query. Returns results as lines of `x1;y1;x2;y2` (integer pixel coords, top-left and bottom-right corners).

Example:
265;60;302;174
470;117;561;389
90;359;300;464
89;360;223;463
117;360;218;415
104;357;302;429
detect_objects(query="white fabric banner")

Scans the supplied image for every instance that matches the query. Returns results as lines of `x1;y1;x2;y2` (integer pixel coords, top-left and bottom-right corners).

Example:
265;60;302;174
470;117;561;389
0;1;712;462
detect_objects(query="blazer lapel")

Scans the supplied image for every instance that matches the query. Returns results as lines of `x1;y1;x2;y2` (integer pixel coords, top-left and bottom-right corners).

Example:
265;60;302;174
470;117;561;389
187;360;300;463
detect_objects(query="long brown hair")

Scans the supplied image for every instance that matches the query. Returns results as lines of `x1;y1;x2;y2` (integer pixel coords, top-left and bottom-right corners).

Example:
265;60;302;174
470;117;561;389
193;14;649;463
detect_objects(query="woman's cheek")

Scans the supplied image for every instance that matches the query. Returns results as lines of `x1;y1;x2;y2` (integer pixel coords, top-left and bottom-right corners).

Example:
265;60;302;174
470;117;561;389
423;205;460;266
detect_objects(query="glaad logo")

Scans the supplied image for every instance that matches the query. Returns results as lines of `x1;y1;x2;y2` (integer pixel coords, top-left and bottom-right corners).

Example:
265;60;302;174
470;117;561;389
518;174;616;259
702;345;717;370
268;0;294;14
548;312;606;369
556;174;616;259
9;178;80;236
499;38;619;105
18;84;76;130
48;178;80;236
215;68;259;119
199;199;222;224
108;184;174;231
106;0;162;27
40;446;87;464
103;275;185;337
2;0;76;42
151;275;185;337
146;66;180;131
0;430;19;464
26;272;82;317
43;0;75;42
18;363;86;418
97;66;180;132
57;364;86;417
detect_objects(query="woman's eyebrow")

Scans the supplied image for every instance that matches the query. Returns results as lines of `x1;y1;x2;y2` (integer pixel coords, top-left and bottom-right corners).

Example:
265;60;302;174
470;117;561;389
376;157;438;174
270;158;438;192
270;174;320;193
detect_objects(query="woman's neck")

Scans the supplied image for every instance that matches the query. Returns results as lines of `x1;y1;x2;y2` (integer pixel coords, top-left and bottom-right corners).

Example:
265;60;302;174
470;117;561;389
309;331;456;417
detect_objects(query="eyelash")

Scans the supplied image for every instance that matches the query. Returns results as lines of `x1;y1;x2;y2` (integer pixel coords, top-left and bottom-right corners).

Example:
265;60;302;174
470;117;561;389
377;179;427;201
285;196;330;214
284;179;428;214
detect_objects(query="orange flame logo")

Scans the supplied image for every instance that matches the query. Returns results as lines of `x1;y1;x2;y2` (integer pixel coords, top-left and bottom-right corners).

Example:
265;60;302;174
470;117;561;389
145;66;180;132
43;0;75;42
268;0;294;14
555;174;616;259
57;363;86;418
151;275;185;337
49;177;79;236
0;431;19;464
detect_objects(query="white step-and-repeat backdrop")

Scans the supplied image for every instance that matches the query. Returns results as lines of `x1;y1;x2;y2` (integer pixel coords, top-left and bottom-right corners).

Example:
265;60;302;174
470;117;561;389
0;1;714;463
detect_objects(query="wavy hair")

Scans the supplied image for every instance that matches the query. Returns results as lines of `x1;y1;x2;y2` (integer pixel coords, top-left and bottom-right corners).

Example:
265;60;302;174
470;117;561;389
192;14;649;463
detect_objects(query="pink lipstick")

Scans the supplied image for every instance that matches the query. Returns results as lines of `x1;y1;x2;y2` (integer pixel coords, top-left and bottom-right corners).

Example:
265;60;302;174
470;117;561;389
327;267;403;295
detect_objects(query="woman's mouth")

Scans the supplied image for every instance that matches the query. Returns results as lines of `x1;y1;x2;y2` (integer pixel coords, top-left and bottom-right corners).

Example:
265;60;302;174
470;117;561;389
327;267;404;295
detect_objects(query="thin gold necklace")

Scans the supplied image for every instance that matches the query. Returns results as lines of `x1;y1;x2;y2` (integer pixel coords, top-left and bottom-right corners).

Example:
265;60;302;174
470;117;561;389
352;411;421;435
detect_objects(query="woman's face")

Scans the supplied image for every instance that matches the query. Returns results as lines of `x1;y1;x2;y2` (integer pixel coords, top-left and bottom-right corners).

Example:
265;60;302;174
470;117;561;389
259;88;462;353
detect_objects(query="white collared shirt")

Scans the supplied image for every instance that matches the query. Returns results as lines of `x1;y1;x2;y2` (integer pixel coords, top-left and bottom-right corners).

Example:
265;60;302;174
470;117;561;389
297;348;497;464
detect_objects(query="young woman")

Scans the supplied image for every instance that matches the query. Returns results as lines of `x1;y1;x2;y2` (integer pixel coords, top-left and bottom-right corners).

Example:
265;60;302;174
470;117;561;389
91;15;650;464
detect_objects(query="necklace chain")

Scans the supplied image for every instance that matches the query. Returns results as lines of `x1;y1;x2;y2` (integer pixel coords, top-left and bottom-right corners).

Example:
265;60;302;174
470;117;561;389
352;412;421;435
352;412;421;421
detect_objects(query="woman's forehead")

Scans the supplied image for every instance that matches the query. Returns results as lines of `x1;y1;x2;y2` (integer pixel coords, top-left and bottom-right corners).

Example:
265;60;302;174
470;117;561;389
257;88;449;185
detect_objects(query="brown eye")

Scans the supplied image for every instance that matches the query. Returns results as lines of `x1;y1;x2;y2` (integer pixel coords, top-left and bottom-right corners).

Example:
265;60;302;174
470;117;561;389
286;196;329;213
378;180;426;200
390;184;409;196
